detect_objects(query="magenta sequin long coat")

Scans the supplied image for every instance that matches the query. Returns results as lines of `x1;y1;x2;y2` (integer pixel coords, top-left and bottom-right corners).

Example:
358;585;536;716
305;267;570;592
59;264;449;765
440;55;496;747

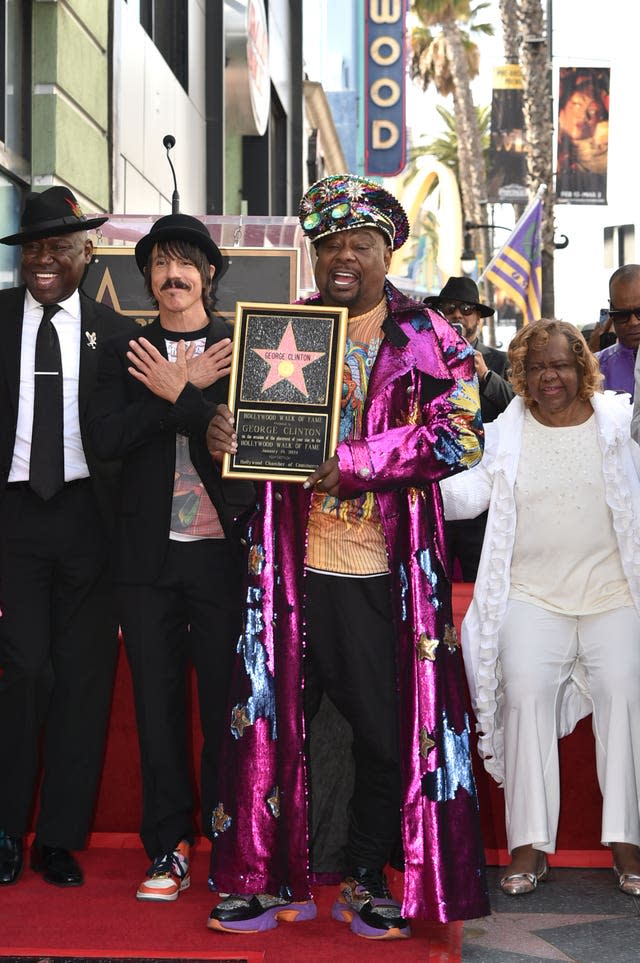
210;283;490;921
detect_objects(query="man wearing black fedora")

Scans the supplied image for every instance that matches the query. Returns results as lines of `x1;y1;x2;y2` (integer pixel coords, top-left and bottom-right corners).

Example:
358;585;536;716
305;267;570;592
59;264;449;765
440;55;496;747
0;186;135;887
426;277;514;580
87;213;254;902
426;277;513;422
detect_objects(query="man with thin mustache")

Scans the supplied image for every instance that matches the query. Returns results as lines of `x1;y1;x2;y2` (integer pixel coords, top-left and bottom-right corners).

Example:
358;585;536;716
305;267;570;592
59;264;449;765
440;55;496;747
87;213;253;902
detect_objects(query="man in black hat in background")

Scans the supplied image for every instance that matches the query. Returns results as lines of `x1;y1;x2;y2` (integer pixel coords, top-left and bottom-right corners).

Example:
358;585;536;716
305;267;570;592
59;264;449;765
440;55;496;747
0;187;135;887
87;214;254;902
426;276;513;422
426;277;514;580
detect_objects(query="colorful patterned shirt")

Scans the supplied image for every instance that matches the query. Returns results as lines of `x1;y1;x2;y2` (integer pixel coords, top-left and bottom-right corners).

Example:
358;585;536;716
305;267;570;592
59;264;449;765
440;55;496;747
306;297;389;575
166;329;224;541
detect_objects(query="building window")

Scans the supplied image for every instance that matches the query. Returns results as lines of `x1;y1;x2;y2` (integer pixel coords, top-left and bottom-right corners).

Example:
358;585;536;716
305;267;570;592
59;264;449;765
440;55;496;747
604;225;635;269
0;0;31;288
0;172;22;286
0;0;31;158
140;0;188;91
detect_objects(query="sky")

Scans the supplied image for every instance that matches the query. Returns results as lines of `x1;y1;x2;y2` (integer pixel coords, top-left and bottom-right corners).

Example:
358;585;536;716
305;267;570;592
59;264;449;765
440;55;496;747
404;0;640;328
302;0;640;327
406;0;503;140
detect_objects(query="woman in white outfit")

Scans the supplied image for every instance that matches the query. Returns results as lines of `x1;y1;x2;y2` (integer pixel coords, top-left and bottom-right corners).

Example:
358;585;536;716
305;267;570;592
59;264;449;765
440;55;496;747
441;319;640;896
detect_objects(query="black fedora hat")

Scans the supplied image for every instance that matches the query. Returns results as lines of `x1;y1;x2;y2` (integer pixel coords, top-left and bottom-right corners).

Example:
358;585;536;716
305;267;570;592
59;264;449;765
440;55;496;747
425;276;494;318
134;214;223;275
0;186;108;245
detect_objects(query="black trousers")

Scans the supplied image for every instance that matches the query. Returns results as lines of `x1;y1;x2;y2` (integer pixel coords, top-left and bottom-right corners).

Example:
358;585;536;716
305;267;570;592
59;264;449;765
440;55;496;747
118;538;242;860
304;572;402;871
445;510;488;582
0;481;118;848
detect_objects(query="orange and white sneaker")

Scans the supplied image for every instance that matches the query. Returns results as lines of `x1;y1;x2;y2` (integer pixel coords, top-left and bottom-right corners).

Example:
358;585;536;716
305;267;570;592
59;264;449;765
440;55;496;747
136;840;190;902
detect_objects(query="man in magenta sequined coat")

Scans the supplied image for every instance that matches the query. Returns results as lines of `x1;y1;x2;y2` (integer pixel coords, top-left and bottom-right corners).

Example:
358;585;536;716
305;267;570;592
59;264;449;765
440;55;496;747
206;176;489;939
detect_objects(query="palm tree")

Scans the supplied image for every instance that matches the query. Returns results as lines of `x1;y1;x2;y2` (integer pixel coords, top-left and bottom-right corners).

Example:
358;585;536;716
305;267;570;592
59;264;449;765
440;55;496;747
416;103;491;182
497;0;555;315
498;0;519;61
409;0;494;272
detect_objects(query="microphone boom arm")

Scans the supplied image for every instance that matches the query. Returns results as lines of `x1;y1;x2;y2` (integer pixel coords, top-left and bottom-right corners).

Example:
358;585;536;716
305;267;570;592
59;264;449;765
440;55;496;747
163;134;180;214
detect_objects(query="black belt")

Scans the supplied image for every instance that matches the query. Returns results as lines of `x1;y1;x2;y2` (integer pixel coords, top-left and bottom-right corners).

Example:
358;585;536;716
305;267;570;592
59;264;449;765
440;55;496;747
5;477;91;492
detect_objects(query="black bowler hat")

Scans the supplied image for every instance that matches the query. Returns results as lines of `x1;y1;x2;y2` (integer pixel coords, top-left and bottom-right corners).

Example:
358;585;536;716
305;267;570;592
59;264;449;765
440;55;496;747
134;213;223;275
0;186;109;245
425;276;494;318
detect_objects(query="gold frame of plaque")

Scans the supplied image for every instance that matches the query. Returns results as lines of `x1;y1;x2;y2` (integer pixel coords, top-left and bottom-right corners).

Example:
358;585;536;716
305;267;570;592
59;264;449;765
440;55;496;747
222;302;348;483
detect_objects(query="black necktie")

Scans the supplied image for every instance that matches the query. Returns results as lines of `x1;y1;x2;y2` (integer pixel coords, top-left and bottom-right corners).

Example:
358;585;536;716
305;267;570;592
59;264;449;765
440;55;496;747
29;303;64;500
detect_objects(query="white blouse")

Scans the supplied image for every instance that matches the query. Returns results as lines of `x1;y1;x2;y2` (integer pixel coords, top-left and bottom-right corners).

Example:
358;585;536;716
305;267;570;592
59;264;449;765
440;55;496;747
509;410;632;614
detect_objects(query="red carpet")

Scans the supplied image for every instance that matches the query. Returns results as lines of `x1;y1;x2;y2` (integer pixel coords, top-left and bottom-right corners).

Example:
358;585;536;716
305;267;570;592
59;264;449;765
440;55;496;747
0;840;462;962
88;584;605;859
7;587;606;961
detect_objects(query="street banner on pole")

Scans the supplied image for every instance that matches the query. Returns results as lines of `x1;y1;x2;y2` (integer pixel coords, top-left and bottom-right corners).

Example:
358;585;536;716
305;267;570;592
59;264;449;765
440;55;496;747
556;67;610;205
481;194;543;324
487;65;528;204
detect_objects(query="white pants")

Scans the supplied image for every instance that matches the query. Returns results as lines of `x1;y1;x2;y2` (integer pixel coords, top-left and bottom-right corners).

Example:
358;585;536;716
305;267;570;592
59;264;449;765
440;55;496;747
498;599;640;854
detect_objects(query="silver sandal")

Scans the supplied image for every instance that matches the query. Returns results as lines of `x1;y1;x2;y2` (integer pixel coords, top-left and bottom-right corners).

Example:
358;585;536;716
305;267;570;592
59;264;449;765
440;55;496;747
500;859;548;896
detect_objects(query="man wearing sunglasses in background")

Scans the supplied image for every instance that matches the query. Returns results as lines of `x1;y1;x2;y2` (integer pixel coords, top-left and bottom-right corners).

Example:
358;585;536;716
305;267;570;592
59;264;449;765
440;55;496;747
596;264;640;399
426;277;513;422
426;277;514;581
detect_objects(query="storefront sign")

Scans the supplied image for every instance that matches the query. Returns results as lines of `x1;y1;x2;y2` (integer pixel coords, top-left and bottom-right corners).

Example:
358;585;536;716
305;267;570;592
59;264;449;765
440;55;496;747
364;0;406;176
225;0;270;136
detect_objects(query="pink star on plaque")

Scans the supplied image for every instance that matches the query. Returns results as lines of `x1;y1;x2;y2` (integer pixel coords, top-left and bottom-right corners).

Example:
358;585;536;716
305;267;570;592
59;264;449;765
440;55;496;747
253;321;325;397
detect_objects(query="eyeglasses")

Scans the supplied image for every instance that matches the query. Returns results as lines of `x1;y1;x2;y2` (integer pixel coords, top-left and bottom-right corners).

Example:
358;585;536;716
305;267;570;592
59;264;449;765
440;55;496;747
301;202;352;232
438;302;477;317
608;307;640;324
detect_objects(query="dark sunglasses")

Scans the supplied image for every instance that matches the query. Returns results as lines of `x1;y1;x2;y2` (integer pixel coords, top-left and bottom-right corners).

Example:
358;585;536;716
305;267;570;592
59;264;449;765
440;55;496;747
438;301;477;316
608;307;640;324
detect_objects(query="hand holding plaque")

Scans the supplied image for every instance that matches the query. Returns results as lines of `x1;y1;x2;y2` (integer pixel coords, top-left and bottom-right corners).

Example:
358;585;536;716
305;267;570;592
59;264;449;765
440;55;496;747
221;303;348;482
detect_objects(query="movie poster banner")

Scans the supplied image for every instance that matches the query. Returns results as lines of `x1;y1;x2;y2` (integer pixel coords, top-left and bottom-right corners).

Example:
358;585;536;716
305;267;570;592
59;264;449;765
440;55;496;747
556;66;610;205
487;64;528;205
222;303;348;482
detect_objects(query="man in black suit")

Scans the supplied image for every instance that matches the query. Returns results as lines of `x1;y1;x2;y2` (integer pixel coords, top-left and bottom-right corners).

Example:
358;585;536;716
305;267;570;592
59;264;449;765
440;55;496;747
0;187;135;887
87;214;254;902
426;276;513;422
426;277;514;580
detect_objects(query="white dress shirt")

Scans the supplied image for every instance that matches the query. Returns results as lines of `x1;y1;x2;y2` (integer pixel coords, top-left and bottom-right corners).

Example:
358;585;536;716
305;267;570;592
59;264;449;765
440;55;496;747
9;288;89;482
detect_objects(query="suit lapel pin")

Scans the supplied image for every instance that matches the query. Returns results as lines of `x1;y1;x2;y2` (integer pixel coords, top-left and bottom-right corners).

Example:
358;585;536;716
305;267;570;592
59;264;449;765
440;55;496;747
85;331;97;350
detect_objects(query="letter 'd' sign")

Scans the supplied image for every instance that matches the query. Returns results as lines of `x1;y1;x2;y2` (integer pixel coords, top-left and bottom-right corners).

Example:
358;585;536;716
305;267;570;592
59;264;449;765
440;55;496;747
365;0;406;176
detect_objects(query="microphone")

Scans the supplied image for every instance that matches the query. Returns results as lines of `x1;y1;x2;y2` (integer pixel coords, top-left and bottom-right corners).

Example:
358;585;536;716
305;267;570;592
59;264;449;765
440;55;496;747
163;134;180;214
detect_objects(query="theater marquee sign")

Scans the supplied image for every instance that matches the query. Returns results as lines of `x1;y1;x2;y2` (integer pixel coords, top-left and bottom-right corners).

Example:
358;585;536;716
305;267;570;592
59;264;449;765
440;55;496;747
365;0;407;177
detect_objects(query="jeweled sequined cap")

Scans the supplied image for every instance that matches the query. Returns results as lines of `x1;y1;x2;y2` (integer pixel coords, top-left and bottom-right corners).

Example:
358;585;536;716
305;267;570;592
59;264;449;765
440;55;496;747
298;174;409;251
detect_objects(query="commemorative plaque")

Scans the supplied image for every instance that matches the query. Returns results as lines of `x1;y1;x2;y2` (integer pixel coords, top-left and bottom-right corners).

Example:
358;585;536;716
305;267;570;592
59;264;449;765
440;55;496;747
222;302;348;482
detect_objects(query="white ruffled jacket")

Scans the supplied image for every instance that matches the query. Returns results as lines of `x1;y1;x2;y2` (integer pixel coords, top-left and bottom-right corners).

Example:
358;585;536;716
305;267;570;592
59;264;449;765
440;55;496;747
440;393;640;786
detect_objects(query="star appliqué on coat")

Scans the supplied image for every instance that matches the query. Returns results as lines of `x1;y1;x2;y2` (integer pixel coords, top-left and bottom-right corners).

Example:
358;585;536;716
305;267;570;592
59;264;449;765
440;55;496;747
416;633;439;661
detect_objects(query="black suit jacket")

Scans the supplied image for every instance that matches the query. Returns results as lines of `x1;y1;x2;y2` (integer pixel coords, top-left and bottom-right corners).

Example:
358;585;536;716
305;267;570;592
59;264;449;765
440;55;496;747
86;315;255;584
0;285;136;527
474;339;514;423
